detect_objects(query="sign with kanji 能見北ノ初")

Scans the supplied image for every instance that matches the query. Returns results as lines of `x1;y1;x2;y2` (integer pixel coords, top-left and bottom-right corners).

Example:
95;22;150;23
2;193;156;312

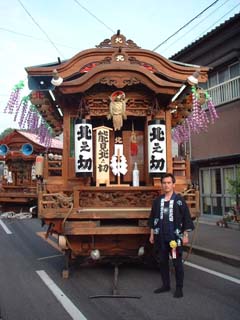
93;126;112;186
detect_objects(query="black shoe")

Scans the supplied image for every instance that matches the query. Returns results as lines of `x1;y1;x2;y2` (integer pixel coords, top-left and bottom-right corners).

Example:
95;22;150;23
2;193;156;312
154;286;170;294
173;287;183;298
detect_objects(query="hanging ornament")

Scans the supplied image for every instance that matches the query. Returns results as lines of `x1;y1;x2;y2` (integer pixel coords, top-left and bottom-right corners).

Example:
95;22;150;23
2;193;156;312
4;80;25;115
4;80;55;148
172;85;219;144
205;92;219;123
110;153;128;176
18;96;30;127
130;121;138;156
110;144;128;177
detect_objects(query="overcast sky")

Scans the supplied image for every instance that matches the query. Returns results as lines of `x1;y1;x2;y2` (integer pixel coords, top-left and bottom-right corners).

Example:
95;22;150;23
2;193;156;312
0;0;239;132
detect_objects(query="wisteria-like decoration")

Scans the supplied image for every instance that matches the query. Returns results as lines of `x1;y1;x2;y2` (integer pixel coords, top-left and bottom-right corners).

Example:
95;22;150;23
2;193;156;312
18;96;30;127
4;81;53;148
26;105;40;133
4;81;24;115
205;91;219;123
172;86;219;144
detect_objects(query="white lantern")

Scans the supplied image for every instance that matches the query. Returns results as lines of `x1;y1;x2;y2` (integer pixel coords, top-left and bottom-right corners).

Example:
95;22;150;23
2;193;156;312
148;119;167;174
74;118;93;176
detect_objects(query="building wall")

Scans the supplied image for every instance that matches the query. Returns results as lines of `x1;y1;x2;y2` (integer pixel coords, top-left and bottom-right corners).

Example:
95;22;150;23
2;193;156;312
191;100;240;160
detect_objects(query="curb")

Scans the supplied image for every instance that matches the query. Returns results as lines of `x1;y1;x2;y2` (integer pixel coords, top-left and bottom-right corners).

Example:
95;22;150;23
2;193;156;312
184;245;240;268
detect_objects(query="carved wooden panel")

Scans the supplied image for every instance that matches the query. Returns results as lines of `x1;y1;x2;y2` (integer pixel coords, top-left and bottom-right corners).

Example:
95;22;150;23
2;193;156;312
85;97;153;117
78;189;159;208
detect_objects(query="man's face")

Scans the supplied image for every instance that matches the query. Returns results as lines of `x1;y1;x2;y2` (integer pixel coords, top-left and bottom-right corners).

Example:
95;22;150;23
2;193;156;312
161;177;175;193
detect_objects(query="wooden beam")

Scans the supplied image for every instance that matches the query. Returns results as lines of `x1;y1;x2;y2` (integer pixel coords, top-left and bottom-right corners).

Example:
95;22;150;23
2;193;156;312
63;224;150;235
38;208;150;219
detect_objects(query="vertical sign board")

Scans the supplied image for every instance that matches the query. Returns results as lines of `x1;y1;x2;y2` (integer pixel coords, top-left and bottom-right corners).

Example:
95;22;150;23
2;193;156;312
94;126;112;186
74;118;93;176
148;119;167;174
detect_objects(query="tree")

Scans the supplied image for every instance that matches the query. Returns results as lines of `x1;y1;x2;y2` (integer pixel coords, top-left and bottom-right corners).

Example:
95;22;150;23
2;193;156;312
227;172;240;214
0;128;14;140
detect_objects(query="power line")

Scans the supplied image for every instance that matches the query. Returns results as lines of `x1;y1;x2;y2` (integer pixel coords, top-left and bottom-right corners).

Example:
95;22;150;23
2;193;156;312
161;0;232;55
0;27;78;50
195;3;240;39
152;0;220;51
17;0;65;58
73;0;115;33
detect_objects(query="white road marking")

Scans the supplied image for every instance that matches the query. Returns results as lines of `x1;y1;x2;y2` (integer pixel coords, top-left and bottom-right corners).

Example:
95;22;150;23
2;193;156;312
36;270;87;320
38;254;63;261
185;261;240;285
0;220;12;234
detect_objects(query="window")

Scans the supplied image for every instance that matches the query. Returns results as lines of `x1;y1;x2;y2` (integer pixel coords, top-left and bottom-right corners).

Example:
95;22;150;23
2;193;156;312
207;61;240;88
201;169;210;194
200;165;239;216
223;167;234;194
218;69;228;84
208;73;218;88
211;168;221;194
230;62;240;79
202;197;211;215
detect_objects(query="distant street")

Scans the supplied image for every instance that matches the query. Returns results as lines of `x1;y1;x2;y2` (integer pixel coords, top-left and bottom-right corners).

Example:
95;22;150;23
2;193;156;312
0;218;239;320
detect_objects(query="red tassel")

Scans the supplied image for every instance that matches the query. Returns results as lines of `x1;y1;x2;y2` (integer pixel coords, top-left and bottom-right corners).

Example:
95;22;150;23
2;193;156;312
131;142;138;156
131;122;138;156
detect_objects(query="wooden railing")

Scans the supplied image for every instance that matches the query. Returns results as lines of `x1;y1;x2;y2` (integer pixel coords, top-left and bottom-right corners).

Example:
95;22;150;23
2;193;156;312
44;158;63;178
0;184;37;203
172;156;190;181
181;188;200;219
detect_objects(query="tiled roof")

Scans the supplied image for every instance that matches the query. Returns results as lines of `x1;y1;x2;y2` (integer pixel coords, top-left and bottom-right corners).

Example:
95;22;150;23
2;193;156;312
17;130;63;149
170;12;240;59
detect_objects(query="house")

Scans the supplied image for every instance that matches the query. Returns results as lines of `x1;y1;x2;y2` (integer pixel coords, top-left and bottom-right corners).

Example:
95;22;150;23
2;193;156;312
170;13;240;217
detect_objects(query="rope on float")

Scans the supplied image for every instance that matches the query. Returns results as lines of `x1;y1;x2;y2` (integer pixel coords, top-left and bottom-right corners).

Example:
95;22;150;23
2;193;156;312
183;215;200;263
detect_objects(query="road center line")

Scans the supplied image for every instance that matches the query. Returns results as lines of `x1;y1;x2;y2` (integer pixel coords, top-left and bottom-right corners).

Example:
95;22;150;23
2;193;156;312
36;270;87;320
185;261;240;285
0;220;12;234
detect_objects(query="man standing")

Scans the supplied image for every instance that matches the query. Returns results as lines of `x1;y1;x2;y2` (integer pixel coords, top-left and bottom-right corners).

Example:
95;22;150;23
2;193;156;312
149;173;194;298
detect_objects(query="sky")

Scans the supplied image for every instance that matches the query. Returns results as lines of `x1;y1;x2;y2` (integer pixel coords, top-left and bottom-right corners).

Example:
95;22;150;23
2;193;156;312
0;0;239;133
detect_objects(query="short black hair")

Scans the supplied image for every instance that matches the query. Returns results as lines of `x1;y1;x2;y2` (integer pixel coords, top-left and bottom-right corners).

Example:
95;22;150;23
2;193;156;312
161;173;176;183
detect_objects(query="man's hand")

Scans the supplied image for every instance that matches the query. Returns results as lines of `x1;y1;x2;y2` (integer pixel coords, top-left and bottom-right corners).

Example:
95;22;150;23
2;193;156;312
182;232;189;245
149;229;154;244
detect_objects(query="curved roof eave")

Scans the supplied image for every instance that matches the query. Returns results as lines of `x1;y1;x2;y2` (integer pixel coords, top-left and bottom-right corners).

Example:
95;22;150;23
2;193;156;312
59;63;181;95
25;47;209;84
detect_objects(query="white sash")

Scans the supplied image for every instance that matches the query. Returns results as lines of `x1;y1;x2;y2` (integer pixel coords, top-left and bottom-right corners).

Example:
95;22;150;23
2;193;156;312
160;198;174;222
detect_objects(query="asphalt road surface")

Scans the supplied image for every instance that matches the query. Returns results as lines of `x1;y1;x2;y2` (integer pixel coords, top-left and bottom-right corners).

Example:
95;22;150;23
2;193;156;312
0;218;239;320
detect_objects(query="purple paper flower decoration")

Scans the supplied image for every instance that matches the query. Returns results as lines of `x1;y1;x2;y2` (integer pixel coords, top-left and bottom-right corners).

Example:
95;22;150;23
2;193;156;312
4;81;25;115
172;86;219;144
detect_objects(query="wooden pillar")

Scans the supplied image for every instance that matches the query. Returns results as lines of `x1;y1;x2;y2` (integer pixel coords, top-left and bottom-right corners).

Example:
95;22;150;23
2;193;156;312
165;110;173;174
73;188;79;208
144;115;152;185
62;109;70;187
185;153;191;182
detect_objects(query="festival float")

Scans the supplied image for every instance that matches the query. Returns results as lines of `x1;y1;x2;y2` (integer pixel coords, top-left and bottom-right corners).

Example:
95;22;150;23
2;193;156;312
0;129;62;206
5;32;219;277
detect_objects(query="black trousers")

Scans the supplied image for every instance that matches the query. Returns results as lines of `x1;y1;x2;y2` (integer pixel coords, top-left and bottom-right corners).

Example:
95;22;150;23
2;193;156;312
155;241;184;289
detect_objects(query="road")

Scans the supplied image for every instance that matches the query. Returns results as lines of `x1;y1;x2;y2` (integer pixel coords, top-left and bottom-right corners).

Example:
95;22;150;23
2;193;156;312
0;218;239;320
